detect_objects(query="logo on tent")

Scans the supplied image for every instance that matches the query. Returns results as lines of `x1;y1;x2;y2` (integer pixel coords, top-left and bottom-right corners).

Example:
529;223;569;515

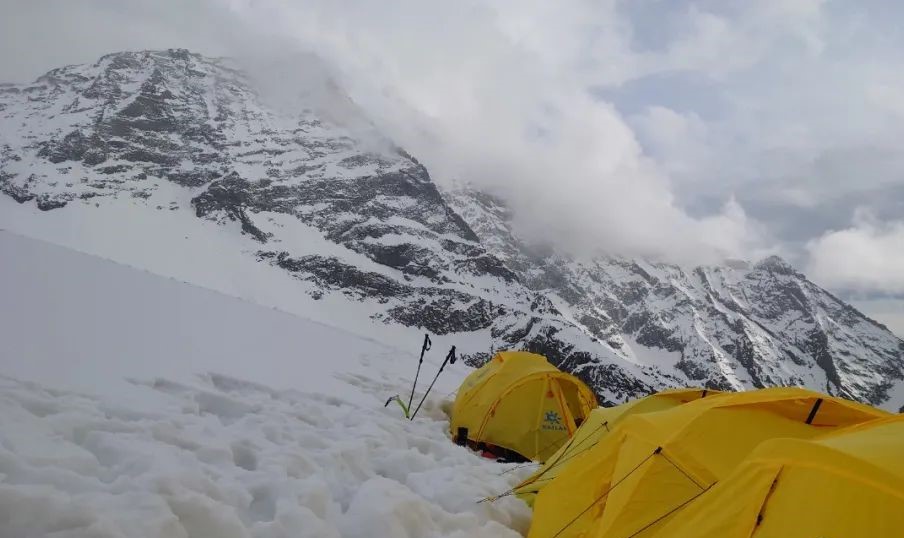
542;411;566;431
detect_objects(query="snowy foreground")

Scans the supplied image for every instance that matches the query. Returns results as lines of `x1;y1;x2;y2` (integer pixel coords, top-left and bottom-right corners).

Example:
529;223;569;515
0;231;531;537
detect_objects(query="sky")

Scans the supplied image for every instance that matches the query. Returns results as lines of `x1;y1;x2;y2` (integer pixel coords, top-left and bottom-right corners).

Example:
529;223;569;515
1;0;903;335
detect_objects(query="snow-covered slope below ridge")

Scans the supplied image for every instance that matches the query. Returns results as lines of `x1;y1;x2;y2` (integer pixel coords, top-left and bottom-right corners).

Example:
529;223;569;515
445;186;904;410
1;48;902;410
0;230;531;538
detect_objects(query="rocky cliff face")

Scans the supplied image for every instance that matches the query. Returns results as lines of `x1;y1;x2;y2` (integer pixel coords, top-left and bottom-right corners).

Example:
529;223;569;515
2;49;902;408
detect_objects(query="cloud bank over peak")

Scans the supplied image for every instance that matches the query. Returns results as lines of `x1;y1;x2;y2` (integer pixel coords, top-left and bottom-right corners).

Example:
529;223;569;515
2;0;904;294
212;0;771;265
807;211;904;296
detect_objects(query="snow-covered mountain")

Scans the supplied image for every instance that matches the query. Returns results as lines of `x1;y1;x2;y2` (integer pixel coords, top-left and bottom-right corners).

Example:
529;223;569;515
2;49;902;410
446;187;904;408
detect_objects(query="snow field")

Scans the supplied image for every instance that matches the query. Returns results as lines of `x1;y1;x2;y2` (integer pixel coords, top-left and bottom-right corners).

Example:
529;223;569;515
0;231;532;537
0;374;531;538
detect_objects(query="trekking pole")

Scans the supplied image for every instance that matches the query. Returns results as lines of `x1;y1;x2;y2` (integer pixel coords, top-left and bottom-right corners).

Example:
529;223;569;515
405;334;432;415
410;345;456;420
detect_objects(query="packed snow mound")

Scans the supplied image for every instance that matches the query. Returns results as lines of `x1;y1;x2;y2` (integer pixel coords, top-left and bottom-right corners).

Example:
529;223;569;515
0;375;530;538
0;231;531;537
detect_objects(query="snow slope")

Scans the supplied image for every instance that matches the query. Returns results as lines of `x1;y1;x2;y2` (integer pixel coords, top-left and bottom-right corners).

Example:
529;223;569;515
0;230;531;537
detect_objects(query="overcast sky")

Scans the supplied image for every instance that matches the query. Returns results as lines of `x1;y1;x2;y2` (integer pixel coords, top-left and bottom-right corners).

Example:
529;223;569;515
2;0;903;335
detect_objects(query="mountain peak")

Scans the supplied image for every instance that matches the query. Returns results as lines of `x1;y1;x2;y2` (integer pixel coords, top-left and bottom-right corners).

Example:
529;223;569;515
754;255;799;275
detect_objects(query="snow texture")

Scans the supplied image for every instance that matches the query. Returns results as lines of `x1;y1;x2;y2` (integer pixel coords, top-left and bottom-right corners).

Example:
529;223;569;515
0;231;531;538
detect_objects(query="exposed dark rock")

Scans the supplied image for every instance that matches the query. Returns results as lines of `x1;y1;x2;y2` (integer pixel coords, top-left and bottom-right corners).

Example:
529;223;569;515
387;292;496;334
0;181;35;203
357;243;443;280
733;334;765;388
193;174;270;243
36;196;68;211
805;330;843;393
260;251;407;299
37;130;90;163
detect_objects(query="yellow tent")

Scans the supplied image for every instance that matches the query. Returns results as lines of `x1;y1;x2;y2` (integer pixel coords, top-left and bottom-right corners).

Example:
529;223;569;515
450;351;596;462
528;387;889;538
649;414;904;538
514;388;723;505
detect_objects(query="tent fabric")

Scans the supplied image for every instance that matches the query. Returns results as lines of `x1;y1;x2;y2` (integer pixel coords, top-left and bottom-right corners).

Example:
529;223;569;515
528;386;890;538
648;415;904;538
514;388;723;506
450;351;596;462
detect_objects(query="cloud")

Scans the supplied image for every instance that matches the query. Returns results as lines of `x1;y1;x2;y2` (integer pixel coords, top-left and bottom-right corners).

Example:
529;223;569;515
629;106;713;186
207;0;769;264
3;0;904;288
0;0;245;82
806;211;904;295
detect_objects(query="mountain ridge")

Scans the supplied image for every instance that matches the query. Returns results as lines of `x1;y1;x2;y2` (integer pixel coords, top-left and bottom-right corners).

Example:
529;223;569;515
445;183;904;407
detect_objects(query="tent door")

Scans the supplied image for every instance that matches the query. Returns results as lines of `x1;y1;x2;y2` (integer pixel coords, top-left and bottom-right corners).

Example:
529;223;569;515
552;378;578;434
559;379;590;426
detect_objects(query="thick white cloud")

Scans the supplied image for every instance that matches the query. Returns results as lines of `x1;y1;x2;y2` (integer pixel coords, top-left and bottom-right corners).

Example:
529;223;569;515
807;212;904;295
2;0;904;304
210;0;768;264
0;0;247;82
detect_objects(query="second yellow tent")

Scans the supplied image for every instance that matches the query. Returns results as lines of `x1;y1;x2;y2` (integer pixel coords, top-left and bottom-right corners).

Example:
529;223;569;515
450;351;596;462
